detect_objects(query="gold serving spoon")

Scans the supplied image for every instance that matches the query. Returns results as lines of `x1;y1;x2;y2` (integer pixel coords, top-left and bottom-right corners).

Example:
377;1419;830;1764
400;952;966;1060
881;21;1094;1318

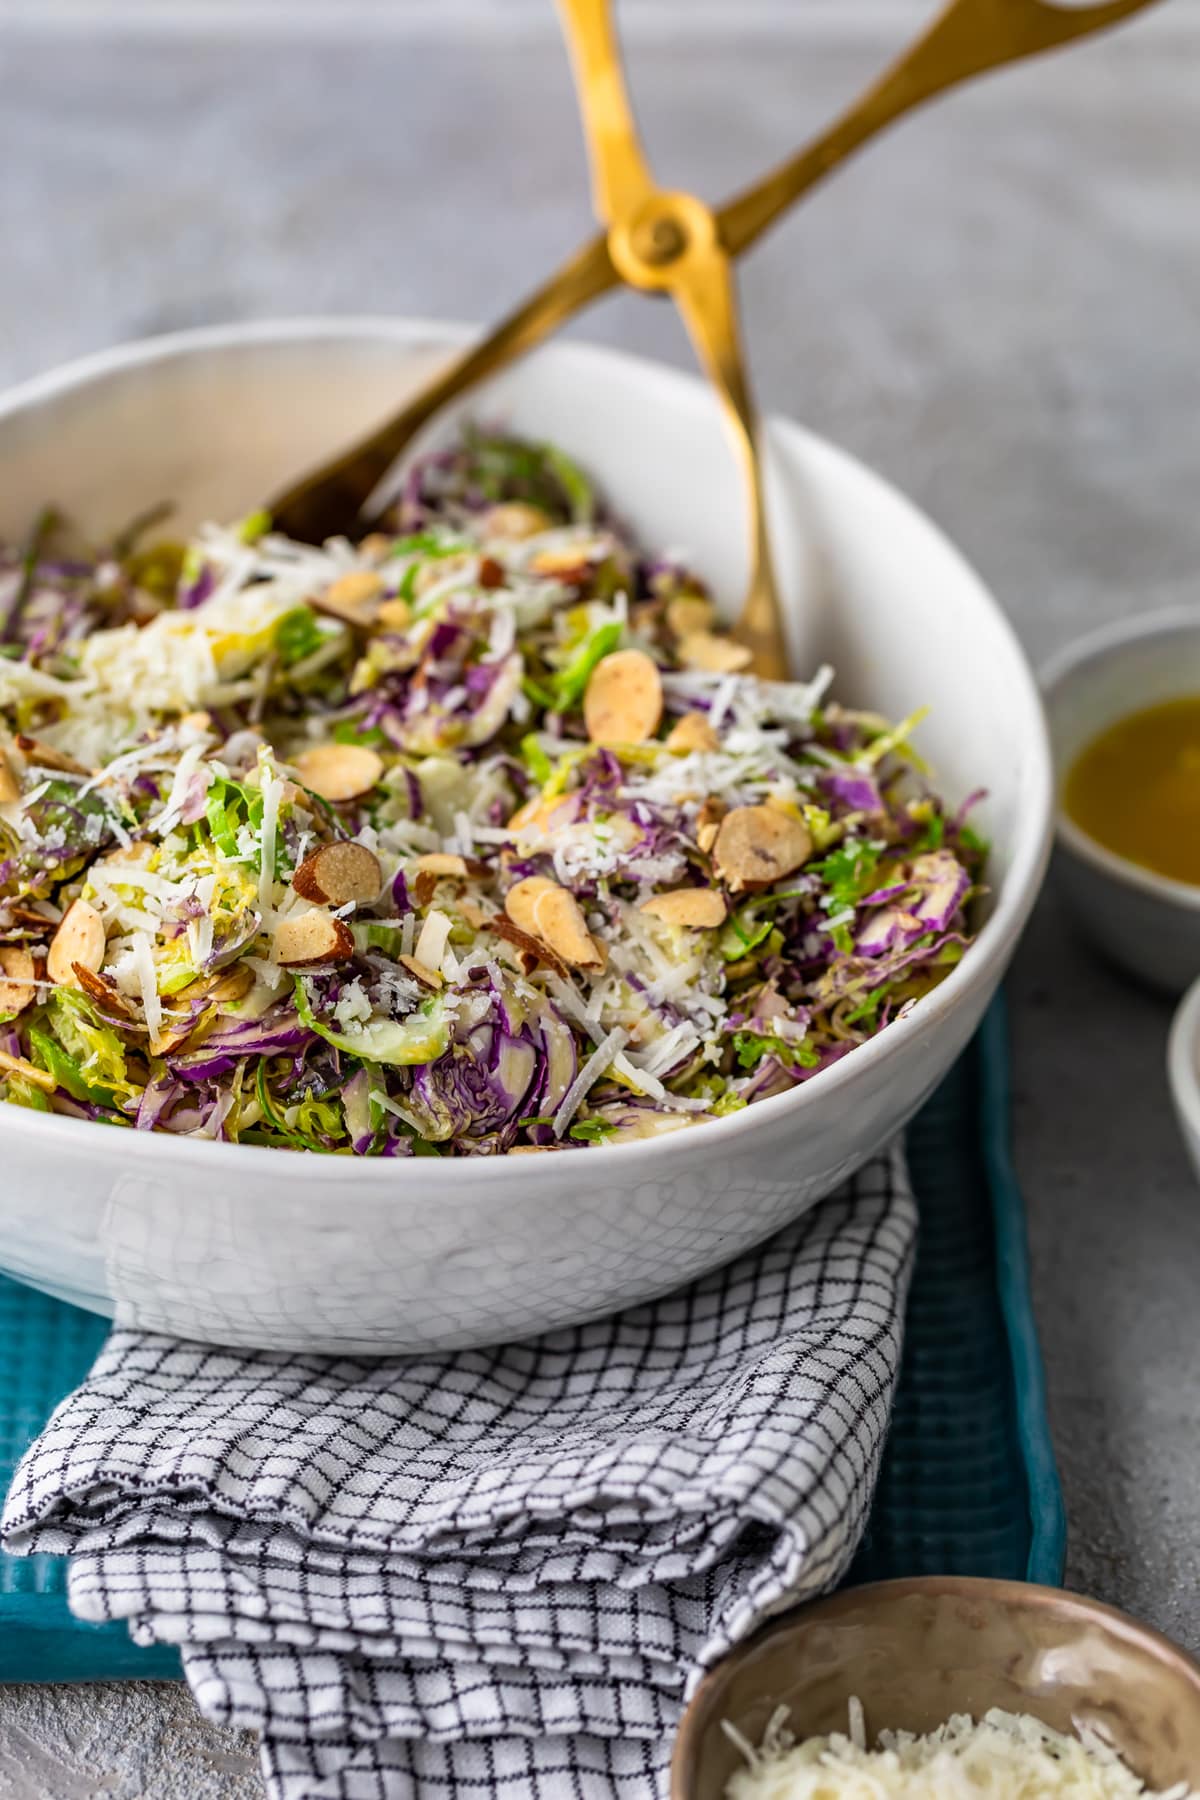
269;0;1162;677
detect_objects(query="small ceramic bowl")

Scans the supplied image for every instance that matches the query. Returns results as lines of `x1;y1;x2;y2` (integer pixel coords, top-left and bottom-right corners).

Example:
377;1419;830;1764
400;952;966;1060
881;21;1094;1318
672;1577;1200;1799
1167;973;1200;1184
1041;608;1200;994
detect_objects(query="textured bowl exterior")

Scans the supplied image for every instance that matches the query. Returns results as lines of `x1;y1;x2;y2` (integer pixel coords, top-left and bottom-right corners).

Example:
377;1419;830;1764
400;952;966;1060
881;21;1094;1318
673;1577;1200;1798
0;320;1051;1352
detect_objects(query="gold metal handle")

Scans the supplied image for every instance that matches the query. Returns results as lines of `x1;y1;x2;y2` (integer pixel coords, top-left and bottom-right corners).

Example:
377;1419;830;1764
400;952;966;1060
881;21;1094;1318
717;0;1164;257
555;0;788;676
554;0;654;223
270;0;1165;579
669;238;789;681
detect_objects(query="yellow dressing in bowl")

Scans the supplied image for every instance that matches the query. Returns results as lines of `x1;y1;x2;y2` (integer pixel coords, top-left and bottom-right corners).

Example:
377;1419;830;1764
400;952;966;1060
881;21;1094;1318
1064;695;1200;886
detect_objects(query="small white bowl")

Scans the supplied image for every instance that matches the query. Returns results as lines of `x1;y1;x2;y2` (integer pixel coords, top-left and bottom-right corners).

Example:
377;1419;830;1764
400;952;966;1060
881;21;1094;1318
1042;608;1200;995
1168;974;1200;1184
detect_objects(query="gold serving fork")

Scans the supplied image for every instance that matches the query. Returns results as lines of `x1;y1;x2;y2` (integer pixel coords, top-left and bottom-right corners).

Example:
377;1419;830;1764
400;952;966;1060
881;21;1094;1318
270;0;1162;678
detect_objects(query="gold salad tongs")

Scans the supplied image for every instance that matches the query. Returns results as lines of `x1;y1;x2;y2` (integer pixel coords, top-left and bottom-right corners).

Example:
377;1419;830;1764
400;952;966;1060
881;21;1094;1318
270;0;1163;678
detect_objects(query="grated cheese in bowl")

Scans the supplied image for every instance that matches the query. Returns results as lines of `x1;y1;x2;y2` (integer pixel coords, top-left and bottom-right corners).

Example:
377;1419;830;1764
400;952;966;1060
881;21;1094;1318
723;1700;1198;1800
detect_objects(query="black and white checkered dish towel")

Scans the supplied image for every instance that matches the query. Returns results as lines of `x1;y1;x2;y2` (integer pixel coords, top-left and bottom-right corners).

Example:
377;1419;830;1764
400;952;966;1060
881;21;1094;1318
2;1145;915;1800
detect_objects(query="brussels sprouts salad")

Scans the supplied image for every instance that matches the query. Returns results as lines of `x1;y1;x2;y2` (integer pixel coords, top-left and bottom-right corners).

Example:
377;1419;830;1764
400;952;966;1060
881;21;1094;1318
0;434;985;1154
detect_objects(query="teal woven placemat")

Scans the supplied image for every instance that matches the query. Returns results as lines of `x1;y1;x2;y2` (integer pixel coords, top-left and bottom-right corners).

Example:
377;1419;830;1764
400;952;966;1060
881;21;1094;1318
0;993;1062;1682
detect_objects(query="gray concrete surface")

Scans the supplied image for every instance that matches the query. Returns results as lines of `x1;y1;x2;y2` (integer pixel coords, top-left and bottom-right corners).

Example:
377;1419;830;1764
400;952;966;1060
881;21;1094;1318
1;2;1199;1791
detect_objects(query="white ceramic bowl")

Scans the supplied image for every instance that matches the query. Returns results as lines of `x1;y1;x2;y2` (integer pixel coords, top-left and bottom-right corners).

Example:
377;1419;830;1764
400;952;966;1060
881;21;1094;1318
1042;609;1200;995
1168;974;1200;1184
0;319;1051;1352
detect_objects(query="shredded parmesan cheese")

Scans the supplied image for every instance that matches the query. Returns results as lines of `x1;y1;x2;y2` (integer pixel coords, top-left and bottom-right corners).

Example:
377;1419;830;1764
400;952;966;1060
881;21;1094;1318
724;1703;1197;1800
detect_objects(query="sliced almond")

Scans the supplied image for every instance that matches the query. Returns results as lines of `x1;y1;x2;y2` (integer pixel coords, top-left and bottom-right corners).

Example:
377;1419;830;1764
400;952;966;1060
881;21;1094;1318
504;876;561;938
398;953;443;991
481;502;552;541
358;532;396;564
14;734;90;777
665;711;719;755
293;841;383;908
3;904;54;931
583;649;663;746
529;546;597;580
376;597;413;633
478;556;505;590
712;804;813;893
412;852;487;880
73;963;135;1020
313;570;384;628
292;743;384;804
639;888;728;929
47;900;106;987
197;964;256;1008
507;793;575;836
0;751;19;804
412;869;438;909
0;1048;55;1093
179;710;213;733
0;945;37;1017
458;897;489;930
677;632;753;675
530;883;604;969
488;912;568;979
274;910;354;968
665;595;715;639
695;796;727;854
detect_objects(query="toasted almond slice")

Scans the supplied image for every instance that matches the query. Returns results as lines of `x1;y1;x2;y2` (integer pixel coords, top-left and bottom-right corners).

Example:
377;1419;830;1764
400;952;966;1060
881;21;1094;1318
665;595;715;639
412;870;438;909
47;900;106;987
458;897;489;930
712;804;813;893
665;711;719;755
0;751;19;803
358;532;395;564
504;876;560;938
14;734;90;776
488;912;569;979
412;852;487;880
0;1048;55;1092
0;945;37;1017
399;953;443;991
274;910;354;967
508;1144;553;1154
677;632;753;674
203;964;256;1008
530;883;604;969
179;710;213;732
639;888;728;929
481;502;552;541
3;904;53;930
478;556;505;590
292;743;384;803
293;841;383;907
376;597;413;633
583;649;663;746
695;796;727;854
529;545;600;579
312;570;385;628
73;963;135;1020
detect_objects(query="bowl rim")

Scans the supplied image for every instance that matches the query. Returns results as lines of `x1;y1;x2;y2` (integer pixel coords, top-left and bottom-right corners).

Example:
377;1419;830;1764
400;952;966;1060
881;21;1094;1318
671;1574;1200;1797
1167;970;1200;1138
1041;604;1200;915
0;316;1053;1182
